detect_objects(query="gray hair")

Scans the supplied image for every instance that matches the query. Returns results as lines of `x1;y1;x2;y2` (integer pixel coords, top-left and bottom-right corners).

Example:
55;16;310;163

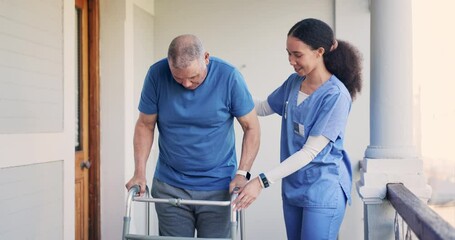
167;34;205;69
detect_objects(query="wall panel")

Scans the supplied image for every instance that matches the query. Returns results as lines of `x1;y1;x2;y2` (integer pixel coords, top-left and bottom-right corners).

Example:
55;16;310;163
0;0;64;133
0;161;63;240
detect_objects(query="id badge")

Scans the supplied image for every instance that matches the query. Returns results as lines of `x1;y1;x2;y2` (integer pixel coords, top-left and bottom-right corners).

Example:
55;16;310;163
293;122;305;136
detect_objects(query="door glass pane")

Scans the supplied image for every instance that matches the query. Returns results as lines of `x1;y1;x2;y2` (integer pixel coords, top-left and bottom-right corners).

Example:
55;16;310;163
75;8;82;151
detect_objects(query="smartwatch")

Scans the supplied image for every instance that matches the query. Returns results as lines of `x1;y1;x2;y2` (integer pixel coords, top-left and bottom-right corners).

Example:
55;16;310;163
236;170;251;180
259;173;270;188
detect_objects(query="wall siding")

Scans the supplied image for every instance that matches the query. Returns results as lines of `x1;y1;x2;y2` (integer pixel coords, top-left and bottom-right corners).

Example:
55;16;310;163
0;161;63;239
0;0;64;133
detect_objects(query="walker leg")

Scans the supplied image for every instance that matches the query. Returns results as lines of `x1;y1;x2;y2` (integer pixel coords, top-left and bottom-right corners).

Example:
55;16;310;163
122;216;131;240
240;211;245;240
230;223;237;240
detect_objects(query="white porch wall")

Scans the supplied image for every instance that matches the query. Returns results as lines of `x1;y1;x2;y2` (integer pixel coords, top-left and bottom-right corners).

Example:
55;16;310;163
4;0;453;239
99;1;127;239
100;0;155;239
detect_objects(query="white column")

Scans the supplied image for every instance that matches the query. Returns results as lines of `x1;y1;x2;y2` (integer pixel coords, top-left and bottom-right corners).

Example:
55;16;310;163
356;0;432;239
367;0;416;159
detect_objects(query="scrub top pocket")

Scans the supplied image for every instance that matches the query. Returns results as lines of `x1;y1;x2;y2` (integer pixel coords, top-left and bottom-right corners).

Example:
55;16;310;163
302;166;340;208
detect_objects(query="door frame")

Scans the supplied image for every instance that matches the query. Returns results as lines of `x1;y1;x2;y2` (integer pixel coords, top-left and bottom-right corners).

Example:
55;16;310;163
87;0;100;239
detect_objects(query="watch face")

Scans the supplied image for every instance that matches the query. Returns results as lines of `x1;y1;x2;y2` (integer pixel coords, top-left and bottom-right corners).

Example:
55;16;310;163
246;172;251;180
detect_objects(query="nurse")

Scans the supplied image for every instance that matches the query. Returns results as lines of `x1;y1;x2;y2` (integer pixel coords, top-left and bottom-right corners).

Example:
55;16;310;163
233;18;363;240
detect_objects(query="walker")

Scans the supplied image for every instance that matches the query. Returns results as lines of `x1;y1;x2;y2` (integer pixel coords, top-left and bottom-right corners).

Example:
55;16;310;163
122;185;246;240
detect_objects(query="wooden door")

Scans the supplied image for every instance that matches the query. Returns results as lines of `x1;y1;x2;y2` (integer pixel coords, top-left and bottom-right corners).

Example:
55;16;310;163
75;0;89;239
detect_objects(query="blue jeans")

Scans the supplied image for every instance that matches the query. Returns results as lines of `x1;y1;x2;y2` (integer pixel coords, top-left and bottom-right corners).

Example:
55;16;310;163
283;186;347;240
151;178;230;238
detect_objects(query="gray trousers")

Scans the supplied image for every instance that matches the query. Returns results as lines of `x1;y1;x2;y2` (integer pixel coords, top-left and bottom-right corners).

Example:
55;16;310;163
151;178;231;238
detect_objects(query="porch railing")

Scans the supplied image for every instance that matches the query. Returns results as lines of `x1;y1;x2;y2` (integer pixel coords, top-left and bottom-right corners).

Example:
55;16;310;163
387;183;455;240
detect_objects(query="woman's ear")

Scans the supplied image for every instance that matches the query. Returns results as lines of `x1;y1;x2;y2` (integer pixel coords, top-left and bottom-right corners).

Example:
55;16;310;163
317;47;325;57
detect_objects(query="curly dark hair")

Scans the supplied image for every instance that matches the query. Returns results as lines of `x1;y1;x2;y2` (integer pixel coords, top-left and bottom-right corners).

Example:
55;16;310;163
288;18;362;100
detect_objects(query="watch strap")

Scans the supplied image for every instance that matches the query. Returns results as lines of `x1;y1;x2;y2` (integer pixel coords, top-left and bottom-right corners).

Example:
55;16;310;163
236;170;251;180
259;173;270;188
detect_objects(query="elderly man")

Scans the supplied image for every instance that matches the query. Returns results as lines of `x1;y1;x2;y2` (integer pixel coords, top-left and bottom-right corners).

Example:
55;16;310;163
125;34;260;238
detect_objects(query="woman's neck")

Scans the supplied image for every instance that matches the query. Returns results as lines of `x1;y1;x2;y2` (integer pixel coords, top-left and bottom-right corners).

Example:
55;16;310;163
300;69;332;94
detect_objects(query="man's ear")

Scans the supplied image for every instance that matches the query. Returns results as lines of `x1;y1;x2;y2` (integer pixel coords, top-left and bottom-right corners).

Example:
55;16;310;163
204;52;210;65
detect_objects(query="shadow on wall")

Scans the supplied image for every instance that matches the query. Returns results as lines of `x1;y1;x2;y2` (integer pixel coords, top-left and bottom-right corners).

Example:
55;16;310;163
425;160;455;227
426;160;455;205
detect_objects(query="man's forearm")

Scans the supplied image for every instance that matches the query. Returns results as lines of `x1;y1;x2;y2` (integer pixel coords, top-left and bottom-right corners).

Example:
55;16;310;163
133;121;155;176
238;125;260;171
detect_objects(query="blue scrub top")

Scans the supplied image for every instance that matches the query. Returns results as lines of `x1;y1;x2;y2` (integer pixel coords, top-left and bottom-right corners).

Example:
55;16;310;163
267;74;353;208
138;57;254;191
